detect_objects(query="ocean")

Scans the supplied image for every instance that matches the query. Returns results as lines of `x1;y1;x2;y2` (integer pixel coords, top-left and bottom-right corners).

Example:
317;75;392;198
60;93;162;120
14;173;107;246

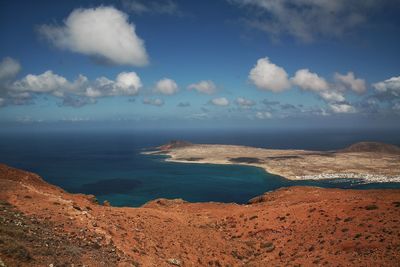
0;128;399;207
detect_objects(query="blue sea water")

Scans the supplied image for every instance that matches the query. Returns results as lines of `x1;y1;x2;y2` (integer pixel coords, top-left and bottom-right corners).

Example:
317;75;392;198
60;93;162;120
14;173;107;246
0;128;399;207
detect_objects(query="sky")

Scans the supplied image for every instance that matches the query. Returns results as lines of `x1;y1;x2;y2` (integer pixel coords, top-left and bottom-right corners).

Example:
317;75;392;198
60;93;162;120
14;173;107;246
1;0;400;129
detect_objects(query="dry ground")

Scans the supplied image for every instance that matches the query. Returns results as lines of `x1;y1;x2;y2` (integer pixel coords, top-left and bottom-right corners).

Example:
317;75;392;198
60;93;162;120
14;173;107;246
1;164;399;266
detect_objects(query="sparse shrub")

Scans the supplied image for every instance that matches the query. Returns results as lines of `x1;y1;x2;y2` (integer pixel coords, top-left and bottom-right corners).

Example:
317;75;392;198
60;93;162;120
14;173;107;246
344;217;352;222
365;205;378;210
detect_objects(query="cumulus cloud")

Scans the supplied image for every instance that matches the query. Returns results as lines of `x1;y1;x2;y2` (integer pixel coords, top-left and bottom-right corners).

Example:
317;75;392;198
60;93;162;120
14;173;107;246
154;78;178;95
371;76;400;111
0;61;143;107
318;90;345;102
256;111;272;119
210;97;229;106
142;97;164;106
235;97;255;107
177;101;190;107
13;70;69;93
38;6;148;66
292;69;329;92
188;80;216;94
229;0;386;42
292;68;346;102
0;57;21;82
249;57;290;92
11;71;142;99
114;72;142;95
122;0;180;15
373;76;400;95
335;72;366;94
329;103;356;113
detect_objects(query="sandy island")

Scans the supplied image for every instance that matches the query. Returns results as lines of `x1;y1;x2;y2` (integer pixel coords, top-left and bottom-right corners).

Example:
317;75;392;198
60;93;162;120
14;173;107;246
145;141;400;183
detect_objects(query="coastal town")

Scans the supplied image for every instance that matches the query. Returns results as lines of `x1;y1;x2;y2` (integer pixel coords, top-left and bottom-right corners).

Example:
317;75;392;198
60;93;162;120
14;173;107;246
295;173;400;183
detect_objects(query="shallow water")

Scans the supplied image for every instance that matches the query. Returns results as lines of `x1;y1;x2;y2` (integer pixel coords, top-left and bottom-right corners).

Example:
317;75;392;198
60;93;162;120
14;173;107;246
0;129;399;207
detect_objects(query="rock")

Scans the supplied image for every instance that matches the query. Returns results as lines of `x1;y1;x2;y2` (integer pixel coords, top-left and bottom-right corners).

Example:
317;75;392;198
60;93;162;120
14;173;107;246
103;200;111;207
167;258;181;266
247;195;265;204
261;242;275;252
143;198;187;208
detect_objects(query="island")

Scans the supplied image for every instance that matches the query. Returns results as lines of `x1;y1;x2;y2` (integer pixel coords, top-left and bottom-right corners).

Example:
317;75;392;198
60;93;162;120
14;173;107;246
146;141;400;183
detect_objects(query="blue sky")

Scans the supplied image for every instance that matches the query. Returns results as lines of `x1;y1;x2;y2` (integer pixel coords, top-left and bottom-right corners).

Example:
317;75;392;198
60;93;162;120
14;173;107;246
1;0;400;129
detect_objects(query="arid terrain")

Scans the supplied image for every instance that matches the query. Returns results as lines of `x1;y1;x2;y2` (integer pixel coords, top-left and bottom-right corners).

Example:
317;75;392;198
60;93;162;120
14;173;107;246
1;163;399;266
152;141;400;182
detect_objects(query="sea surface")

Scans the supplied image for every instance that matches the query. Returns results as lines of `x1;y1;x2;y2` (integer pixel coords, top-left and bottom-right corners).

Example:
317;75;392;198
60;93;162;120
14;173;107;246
0;128;399;207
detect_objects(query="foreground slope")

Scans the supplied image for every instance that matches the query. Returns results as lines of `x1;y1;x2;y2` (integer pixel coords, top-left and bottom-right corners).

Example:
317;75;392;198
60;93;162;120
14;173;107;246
1;164;399;266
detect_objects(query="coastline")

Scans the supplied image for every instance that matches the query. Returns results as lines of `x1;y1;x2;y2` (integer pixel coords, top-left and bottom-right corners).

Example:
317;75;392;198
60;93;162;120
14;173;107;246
144;143;400;183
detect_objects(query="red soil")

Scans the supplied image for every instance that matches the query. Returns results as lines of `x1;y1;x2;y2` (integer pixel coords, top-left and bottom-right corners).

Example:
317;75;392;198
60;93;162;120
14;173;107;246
0;163;399;266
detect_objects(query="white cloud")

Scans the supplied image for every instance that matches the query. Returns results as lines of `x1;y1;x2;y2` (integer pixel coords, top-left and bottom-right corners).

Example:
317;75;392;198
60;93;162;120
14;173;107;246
0;57;21;82
373;76;400;95
114;72;142;95
319;90;345;102
83;72;142;98
292;68;346;102
329;103;356;113
236;97;255;107
38;6;148;66
143;97;164;106
188;80;216;94
229;0;384;42
334;72;366;94
210;97;229;106
256;111;272;119
292;69;329;92
371;76;400;110
10;70;142;99
249;57;290;92
154;78;178;95
13;70;68;93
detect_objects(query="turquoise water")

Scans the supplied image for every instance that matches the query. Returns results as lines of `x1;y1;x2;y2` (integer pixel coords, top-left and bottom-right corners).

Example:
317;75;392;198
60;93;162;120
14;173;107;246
0;129;399;207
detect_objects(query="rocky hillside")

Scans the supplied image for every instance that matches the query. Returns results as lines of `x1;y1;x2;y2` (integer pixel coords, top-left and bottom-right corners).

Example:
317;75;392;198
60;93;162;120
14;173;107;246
339;141;400;154
0;164;399;266
158;140;193;151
